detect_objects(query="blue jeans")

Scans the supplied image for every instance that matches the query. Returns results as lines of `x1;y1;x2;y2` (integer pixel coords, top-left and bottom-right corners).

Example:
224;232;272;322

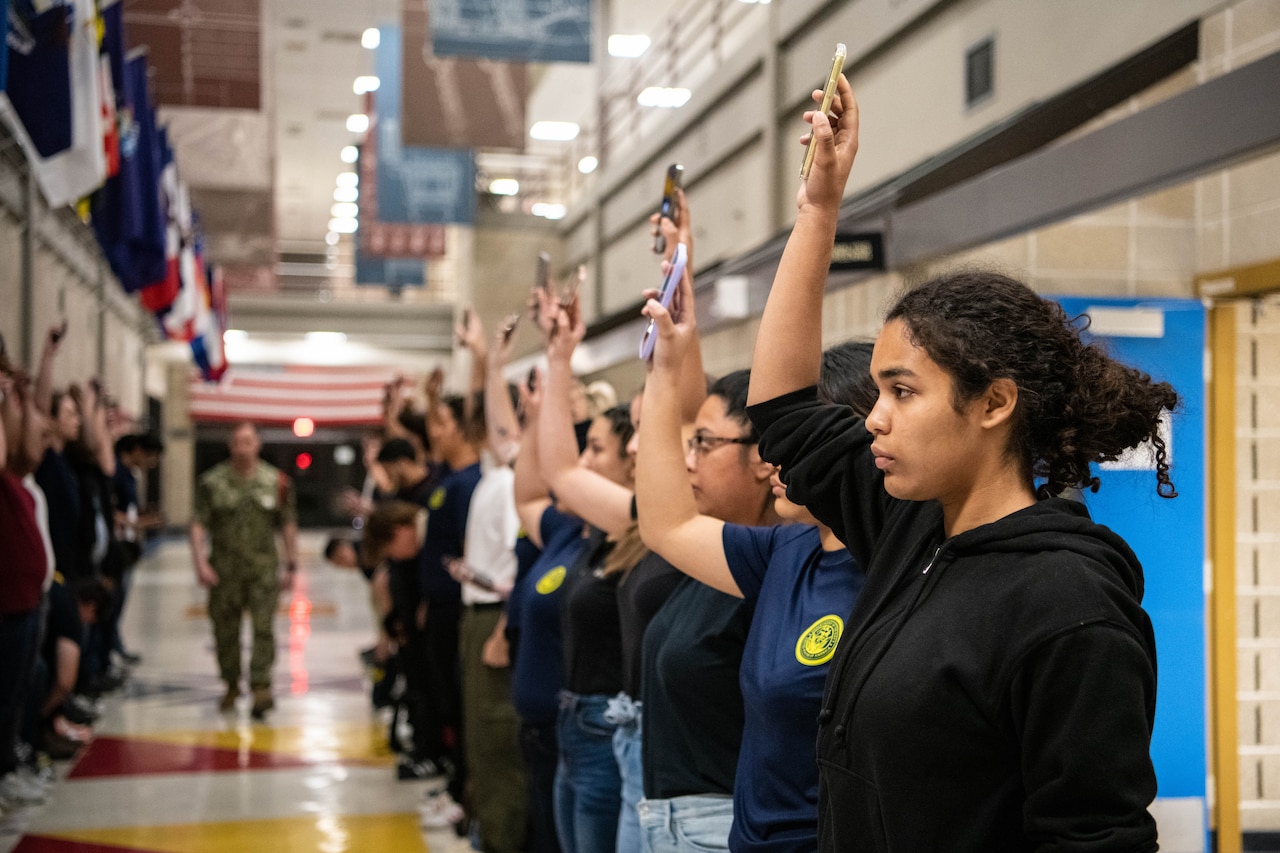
638;794;734;853
607;694;644;853
554;691;621;853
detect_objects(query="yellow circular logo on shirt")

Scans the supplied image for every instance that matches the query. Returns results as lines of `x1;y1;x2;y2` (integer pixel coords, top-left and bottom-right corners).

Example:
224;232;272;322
536;566;567;595
428;487;446;510
795;615;844;666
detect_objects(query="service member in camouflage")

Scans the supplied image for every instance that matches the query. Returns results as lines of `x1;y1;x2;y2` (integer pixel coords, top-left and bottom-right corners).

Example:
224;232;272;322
190;421;299;718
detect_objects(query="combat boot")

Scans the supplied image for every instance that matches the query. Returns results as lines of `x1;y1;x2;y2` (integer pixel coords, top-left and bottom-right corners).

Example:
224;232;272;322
250;688;274;720
219;685;240;712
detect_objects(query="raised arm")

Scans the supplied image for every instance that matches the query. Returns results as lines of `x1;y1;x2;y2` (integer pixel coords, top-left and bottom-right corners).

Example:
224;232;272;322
456;306;488;429
652;190;707;422
747;75;859;407
537;301;633;535
636;263;739;596
78;380;116;476
484;315;523;465
513;369;552;548
34;322;64;417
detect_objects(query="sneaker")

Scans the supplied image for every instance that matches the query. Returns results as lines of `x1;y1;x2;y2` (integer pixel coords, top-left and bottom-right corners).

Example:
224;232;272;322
250;688;274;720
67;694;102;721
396;756;443;782
417;791;465;829
0;770;47;806
61;697;99;726
114;648;143;667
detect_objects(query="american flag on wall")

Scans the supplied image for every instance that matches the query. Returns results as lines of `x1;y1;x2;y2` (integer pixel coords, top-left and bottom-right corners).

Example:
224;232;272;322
188;367;405;426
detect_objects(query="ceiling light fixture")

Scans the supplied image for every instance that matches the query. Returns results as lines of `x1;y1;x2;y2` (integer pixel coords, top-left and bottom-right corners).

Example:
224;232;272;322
325;231;341;246
340;145;359;164
223;329;248;343
577;155;599;174
353;76;380;94
529;121;580;141
531;202;567;220
346;114;370;133
489;178;520;196
334;186;359;203
331;202;359;218
608;34;651;57
336;172;359;188
361;28;380;49
328;217;358;234
305;331;348;345
637;87;692;108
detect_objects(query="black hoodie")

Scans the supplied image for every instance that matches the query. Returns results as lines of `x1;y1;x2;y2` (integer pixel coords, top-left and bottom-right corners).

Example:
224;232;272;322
748;387;1158;853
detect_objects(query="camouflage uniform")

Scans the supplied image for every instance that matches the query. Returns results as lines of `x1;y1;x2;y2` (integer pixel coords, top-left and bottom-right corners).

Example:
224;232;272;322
194;460;295;690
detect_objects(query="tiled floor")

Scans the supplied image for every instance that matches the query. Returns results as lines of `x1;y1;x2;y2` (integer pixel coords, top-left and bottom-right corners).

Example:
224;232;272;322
1;534;472;853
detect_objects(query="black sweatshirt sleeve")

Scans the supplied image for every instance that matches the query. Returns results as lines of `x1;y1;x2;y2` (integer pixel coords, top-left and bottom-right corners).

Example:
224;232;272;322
746;386;893;568
1009;623;1159;852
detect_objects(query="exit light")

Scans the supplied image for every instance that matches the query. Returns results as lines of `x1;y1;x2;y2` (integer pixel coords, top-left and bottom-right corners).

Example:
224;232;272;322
293;417;315;438
295;452;313;471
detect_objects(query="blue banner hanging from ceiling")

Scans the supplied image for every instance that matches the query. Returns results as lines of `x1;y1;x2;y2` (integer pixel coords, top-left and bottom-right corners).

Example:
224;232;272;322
427;0;591;63
375;25;475;225
354;143;427;290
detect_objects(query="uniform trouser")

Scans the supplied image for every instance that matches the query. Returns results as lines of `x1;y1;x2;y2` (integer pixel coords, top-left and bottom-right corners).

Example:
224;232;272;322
460;604;529;853
420;596;464;800
0;607;41;775
519;721;562;853
207;565;278;690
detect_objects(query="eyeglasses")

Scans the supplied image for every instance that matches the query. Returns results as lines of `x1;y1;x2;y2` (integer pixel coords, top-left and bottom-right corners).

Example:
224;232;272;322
685;432;754;456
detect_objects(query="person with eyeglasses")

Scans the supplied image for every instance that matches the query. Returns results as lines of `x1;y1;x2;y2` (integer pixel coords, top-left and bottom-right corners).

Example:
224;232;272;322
637;251;878;853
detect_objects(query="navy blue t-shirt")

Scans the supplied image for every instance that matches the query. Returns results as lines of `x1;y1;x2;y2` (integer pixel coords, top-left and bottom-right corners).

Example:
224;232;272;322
722;523;865;853
417;462;482;600
510;505;586;725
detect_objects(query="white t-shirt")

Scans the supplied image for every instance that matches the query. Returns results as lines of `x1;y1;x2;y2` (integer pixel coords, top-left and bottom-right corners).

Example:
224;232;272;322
461;451;520;606
23;474;56;590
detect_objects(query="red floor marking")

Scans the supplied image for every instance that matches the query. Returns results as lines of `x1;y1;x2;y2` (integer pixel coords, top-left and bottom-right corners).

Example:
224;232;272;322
67;736;313;779
14;837;161;853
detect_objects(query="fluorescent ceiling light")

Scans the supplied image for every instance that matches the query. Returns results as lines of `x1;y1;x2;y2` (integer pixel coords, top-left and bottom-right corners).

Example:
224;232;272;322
489;178;520;196
577;155;598;174
334;186;359;203
340;145;359;164
346;114;370;133
529;121;579;141
331;202;359;218
608;34;650;57
328;217;358;234
336;172;359;188
325;231;341;246
362;28;380;49
305;331;348;345
531;202;567;220
353;76;380;94
223;329;248;343
637;87;691;108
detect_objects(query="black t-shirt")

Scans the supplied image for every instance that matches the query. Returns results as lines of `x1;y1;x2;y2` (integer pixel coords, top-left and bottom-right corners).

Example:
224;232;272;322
642;575;754;799
617;552;682;698
35;448;83;582
560;528;623;696
385;474;440;617
418;462;482;600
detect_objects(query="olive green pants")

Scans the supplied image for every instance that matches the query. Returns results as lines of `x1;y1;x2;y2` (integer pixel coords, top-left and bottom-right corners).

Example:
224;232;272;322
460;605;528;853
208;566;278;690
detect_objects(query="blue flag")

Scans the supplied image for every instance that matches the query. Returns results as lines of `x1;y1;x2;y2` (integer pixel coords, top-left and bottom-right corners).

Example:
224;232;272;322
92;53;167;292
2;1;74;157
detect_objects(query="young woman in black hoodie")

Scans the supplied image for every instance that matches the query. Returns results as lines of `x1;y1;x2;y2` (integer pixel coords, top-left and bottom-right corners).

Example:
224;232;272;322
745;74;1177;852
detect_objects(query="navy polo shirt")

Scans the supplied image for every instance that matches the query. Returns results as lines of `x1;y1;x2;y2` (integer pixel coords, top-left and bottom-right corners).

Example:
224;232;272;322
722;522;866;853
417;462;482;600
510;505;586;725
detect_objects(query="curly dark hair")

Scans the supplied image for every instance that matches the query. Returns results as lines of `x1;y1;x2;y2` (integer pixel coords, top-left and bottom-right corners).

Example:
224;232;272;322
602;403;635;458
885;269;1180;498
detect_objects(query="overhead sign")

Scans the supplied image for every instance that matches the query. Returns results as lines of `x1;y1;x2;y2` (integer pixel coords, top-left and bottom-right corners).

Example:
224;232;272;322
829;232;885;272
428;0;591;64
376;25;475;225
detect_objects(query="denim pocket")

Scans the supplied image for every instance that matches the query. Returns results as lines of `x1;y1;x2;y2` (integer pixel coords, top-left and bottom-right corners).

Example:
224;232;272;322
672;811;732;852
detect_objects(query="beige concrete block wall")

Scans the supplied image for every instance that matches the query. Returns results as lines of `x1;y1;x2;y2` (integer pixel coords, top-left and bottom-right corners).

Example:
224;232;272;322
1238;295;1280;830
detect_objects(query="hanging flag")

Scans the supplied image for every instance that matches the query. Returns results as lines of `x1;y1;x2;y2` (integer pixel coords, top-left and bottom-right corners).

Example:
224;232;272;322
429;0;591;64
92;51;167;293
189;257;227;383
0;1;74;157
28;0;107;206
188;368;403;425
374;26;475;226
